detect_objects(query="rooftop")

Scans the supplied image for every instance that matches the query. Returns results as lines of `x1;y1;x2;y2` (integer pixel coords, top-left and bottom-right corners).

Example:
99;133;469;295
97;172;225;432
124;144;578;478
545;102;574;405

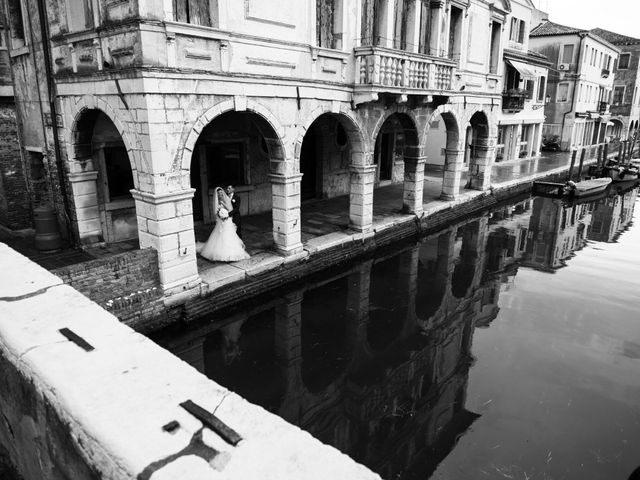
530;20;586;37
590;28;640;46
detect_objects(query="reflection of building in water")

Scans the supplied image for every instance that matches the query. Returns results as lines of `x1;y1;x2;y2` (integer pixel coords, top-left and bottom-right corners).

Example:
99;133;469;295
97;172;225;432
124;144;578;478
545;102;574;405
157;219;493;480
588;188;638;242
522;196;593;272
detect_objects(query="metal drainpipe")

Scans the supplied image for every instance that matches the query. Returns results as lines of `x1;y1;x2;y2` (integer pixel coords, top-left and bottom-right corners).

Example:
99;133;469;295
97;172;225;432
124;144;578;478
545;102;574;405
35;0;74;241
561;33;586;150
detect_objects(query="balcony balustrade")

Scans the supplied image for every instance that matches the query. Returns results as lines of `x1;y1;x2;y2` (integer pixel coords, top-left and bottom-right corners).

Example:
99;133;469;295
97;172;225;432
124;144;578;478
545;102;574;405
502;90;527;112
354;46;455;98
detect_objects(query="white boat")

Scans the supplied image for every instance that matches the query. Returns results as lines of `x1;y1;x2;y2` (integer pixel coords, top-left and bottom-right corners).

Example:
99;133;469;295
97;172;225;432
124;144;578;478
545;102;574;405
563;177;612;197
605;165;639;182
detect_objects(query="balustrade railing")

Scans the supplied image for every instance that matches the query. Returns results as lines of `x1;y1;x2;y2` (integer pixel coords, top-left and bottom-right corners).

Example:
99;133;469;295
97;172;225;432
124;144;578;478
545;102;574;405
355;46;454;91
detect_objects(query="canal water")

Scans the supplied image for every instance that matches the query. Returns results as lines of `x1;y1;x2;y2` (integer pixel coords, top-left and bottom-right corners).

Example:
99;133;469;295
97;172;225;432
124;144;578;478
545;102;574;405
153;185;640;480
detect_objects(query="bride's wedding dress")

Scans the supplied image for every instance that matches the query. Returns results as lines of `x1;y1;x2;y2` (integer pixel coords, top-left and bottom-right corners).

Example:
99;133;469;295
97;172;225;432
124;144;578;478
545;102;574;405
197;189;249;262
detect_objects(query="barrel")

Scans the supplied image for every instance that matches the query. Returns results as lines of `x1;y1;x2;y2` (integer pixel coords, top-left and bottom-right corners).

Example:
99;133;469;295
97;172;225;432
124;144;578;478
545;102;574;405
34;204;62;251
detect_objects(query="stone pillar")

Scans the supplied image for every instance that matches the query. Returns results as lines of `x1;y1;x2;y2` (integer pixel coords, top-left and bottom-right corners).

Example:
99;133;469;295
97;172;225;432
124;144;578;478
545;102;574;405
349;164;376;232
467;138;494;191
441;148;465;200
131;189;200;297
68;171;101;244
270;173;304;256
406;0;421;53
403;146;427;214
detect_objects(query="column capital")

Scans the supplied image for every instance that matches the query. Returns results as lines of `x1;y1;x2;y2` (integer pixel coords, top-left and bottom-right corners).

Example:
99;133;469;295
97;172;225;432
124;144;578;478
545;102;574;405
349;164;378;174
68;171;99;183
131;188;195;204
268;173;304;184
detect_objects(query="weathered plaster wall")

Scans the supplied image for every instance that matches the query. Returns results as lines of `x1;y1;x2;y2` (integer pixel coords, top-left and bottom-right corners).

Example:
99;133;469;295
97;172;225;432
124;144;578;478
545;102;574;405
0;242;382;480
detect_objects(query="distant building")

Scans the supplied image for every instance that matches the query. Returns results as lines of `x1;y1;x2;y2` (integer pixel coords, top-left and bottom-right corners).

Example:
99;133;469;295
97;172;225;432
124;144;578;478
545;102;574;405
590;28;640;143
530;21;620;151
495;0;551;163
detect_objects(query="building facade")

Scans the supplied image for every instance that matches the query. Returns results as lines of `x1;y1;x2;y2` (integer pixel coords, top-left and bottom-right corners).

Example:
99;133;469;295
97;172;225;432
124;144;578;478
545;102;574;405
590;28;640;143
530;21;619;151
3;0;514;298
495;0;550;163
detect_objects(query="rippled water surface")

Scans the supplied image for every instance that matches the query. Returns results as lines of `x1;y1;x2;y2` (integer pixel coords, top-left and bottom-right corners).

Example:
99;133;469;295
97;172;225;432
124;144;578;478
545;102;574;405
155;187;640;480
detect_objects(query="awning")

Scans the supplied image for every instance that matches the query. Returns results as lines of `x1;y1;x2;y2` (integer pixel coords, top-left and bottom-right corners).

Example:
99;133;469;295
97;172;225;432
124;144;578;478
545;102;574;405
506;59;537;80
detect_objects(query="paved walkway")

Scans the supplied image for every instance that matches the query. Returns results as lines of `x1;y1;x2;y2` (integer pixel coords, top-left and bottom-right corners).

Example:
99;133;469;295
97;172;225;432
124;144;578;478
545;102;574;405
1;150;583;293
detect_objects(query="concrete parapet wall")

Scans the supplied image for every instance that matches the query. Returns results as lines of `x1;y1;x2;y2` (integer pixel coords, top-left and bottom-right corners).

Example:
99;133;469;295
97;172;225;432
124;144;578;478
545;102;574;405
0;243;381;480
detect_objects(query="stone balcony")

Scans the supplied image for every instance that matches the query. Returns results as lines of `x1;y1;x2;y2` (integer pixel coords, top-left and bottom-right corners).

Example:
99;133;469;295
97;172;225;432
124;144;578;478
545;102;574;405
353;46;456;105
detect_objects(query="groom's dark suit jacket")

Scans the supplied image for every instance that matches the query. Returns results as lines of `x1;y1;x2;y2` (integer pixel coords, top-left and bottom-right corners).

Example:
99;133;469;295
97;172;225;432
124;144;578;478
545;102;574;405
230;194;242;235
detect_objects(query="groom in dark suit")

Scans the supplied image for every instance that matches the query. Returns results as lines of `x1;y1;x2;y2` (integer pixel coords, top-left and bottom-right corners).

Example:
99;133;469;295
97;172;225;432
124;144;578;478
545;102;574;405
226;185;242;238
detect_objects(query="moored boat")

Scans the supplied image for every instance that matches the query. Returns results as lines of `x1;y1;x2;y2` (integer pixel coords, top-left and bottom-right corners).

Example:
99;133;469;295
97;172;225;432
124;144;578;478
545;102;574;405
604;164;639;182
563;177;612;197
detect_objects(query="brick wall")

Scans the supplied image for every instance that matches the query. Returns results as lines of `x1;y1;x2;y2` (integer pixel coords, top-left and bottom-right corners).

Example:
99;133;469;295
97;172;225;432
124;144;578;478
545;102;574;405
0;102;31;230
52;248;168;330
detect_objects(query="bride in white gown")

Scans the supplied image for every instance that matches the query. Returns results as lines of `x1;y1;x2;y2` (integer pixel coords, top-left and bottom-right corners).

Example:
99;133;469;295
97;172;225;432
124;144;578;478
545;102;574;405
197;187;250;262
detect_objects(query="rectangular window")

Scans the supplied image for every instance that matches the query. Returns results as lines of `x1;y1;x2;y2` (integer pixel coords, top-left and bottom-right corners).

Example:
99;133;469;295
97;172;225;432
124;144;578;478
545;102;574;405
518;20;526;44
317;0;337;48
525;79;535;99
510;17;518;42
557;83;569;102
537;76;546;101
613;85;625;105
173;0;214;27
7;0;26;49
561;44;574;64
67;0;94;32
619;53;631;69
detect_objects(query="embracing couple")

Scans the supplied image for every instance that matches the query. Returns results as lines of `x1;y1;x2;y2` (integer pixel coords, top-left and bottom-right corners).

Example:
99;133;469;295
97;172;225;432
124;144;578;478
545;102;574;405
197;185;250;262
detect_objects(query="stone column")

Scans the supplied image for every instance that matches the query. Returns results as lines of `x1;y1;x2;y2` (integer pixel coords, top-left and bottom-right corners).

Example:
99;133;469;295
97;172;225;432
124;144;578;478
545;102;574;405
403;146;426;214
67;171;101;243
131;188;200;297
467;138;494;191
270;173;304;256
349;164;376;232
441;148;465;200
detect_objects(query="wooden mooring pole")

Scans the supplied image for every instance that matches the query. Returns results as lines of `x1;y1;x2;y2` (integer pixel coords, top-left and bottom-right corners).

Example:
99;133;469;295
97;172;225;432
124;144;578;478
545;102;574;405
577;148;586;178
602;143;609;166
568;149;577;180
597;144;603;168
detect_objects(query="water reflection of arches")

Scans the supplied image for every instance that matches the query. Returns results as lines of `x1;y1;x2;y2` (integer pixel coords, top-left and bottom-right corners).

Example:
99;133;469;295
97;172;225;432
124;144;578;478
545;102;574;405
452;221;480;299
416;234;450;322
203;309;285;411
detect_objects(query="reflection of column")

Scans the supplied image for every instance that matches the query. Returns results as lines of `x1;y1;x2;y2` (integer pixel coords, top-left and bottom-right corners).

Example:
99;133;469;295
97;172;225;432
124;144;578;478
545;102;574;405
403;146;427;214
275;291;304;418
132;189;200;295
468;138;494;191
346;260;373;359
349;164;376;231
441;148;464;200
270;173;304;255
398;247;420;336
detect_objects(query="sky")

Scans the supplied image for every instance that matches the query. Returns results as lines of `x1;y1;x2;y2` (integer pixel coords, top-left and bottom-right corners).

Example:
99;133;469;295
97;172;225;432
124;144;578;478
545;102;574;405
533;0;640;38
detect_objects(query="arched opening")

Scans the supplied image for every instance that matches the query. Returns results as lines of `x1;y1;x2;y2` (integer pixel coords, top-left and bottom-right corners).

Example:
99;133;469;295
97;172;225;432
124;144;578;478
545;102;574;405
372;113;419;212
73;109;137;244
451;222;479;299
424;111;462;201
298;112;365;237
464;111;491;191
299;114;354;203
190;111;281;251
